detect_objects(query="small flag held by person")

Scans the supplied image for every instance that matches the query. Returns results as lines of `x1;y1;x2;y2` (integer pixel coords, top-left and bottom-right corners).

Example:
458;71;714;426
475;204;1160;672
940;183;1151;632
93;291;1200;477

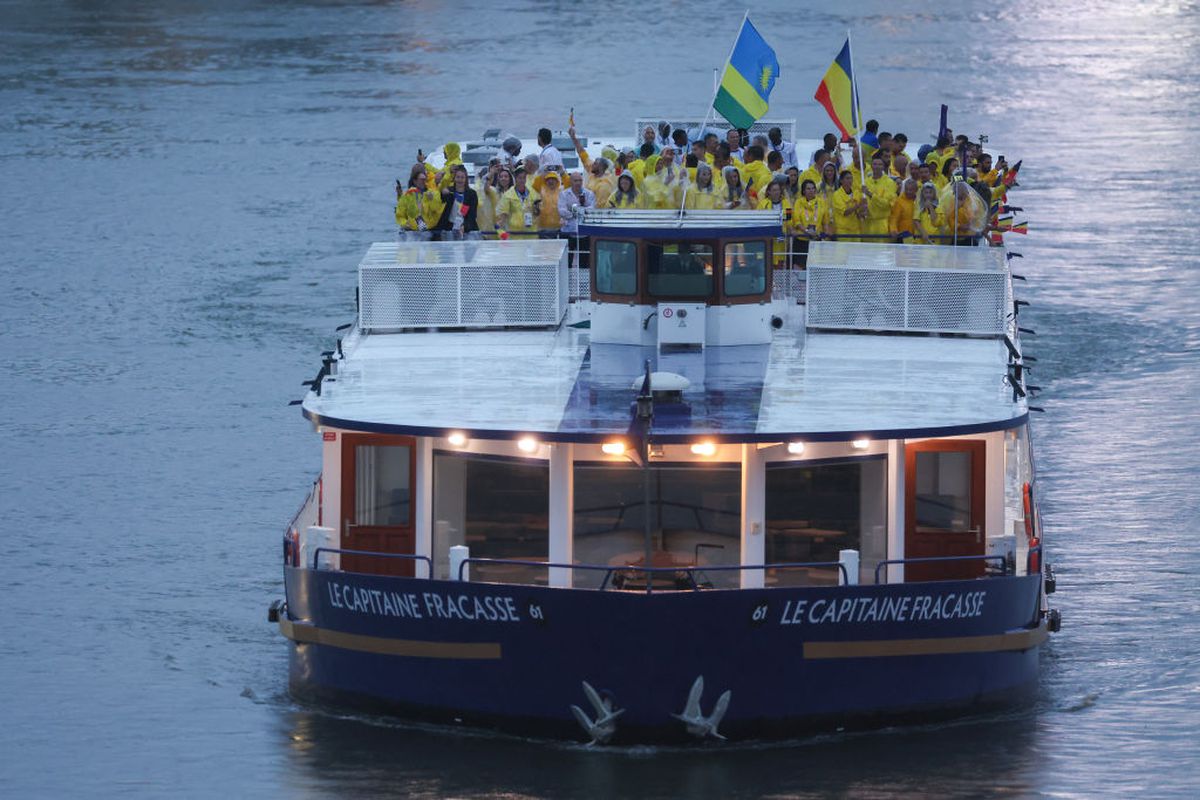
712;17;780;129
1003;159;1023;187
814;37;860;140
1008;221;1029;234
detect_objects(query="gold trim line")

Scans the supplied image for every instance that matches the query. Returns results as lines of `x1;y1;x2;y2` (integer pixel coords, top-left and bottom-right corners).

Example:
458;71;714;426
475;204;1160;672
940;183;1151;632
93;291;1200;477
803;623;1048;659
279;617;502;660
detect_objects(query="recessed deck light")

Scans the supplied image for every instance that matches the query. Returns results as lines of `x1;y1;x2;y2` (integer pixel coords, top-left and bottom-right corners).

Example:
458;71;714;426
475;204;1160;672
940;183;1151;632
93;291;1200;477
852;438;870;450
517;437;539;453
787;441;806;455
447;432;467;447
690;442;717;457
601;441;626;456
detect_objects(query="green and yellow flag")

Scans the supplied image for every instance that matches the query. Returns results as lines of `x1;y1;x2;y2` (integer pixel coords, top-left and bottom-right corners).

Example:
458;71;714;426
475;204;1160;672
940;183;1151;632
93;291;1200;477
713;18;780;130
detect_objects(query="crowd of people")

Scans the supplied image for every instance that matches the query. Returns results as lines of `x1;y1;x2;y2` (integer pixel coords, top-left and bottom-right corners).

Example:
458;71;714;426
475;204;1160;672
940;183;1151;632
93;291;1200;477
394;119;1018;256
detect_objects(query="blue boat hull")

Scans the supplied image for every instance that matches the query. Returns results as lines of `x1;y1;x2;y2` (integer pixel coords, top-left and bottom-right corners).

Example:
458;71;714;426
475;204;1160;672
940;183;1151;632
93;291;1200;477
282;568;1046;743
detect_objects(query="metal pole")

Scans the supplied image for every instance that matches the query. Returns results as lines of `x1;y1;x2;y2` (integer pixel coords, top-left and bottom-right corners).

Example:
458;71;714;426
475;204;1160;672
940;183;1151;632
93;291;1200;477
635;360;655;592
642;431;653;593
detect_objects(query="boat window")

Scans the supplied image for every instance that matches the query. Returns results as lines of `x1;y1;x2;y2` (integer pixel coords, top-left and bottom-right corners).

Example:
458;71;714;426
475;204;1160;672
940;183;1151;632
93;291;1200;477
646;242;715;298
594;240;637;295
723;240;767;297
765;457;887;586
354;444;411;526
572;462;740;590
432;453;548;583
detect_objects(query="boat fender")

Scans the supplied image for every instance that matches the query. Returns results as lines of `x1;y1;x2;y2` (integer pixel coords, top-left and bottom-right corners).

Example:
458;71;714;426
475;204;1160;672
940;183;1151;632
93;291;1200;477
1022;482;1041;573
1047;608;1062;633
284;528;299;567
1044;563;1057;594
268;599;286;623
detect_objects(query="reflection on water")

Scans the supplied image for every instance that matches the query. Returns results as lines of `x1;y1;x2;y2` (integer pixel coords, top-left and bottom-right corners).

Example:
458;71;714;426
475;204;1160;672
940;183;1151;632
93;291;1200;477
280;705;1046;799
2;0;1199;796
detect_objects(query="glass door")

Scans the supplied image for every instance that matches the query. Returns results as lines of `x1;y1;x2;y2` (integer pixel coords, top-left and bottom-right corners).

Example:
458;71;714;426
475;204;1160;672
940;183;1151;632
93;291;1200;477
340;434;416;576
904;439;986;581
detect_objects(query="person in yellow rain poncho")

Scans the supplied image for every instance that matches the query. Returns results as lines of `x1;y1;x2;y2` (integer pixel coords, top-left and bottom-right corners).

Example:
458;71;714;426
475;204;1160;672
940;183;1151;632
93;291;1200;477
830;170;865;241
757;178;793;267
793;180;829;239
721;166;750;209
534;169;564;236
933;157;958;191
608;172;644;208
939;181;987;245
783;167;801;203
741;145;773;205
642;148;687;209
477;164;514;236
395;163;444;241
889;178;918;242
567;126;617;208
435;142;464;189
495;166;539;238
684;163;721;210
912;182;944;244
862;155;898;242
789;179;830;268
816;160;840;216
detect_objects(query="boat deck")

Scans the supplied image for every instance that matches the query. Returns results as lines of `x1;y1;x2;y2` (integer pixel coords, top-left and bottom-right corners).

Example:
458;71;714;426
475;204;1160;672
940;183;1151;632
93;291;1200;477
304;311;1024;441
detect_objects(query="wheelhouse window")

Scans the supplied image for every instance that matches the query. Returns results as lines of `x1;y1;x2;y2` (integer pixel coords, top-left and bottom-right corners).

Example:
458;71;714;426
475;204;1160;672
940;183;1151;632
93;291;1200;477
646;241;715;298
594;239;637;295
723;240;767;297
432;452;549;583
765;457;887;586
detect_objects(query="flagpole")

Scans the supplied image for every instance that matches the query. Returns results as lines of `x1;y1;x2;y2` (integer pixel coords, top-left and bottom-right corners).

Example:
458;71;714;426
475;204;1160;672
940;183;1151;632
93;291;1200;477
847;28;867;195
680;9;750;220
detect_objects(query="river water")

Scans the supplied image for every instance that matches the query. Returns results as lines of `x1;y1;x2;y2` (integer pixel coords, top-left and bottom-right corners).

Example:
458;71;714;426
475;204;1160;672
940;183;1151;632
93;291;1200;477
1;1;1198;797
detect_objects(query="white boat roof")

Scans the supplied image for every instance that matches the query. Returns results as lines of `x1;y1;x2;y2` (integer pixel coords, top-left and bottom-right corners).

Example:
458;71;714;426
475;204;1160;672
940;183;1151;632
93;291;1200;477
303;307;1026;443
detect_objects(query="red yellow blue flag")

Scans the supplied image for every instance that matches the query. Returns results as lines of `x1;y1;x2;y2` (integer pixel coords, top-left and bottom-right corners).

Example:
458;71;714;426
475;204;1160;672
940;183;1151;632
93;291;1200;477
814;37;859;139
712;17;780;130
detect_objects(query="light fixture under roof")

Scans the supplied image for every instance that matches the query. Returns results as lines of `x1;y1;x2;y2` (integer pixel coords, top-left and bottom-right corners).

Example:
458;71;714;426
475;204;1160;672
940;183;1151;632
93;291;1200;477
447;432;467;447
517;437;538;453
601;441;626;456
690;442;717;457
852;438;870;450
787;441;805;455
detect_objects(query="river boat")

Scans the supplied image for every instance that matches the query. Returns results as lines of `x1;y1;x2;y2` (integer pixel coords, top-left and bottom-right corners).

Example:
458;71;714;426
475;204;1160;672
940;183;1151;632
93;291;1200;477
271;120;1060;744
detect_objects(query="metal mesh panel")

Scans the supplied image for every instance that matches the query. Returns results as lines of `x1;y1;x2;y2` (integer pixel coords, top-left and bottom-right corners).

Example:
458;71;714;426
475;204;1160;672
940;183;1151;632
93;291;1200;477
357;241;567;330
804;242;1011;336
905;271;1007;334
568;267;591;301
772;268;806;302
634;117;796;143
806;267;907;330
360;266;460;328
460;265;561;326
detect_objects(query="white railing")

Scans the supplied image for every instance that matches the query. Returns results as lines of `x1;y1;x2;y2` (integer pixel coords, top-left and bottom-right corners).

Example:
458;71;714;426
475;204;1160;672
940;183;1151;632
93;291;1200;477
804;242;1009;336
358;241;568;331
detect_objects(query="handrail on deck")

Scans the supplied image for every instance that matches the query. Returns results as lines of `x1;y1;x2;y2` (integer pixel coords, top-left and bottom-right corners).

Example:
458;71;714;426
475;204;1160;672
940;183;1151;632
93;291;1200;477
457;557;847;593
873;554;1009;585
313;547;433;578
